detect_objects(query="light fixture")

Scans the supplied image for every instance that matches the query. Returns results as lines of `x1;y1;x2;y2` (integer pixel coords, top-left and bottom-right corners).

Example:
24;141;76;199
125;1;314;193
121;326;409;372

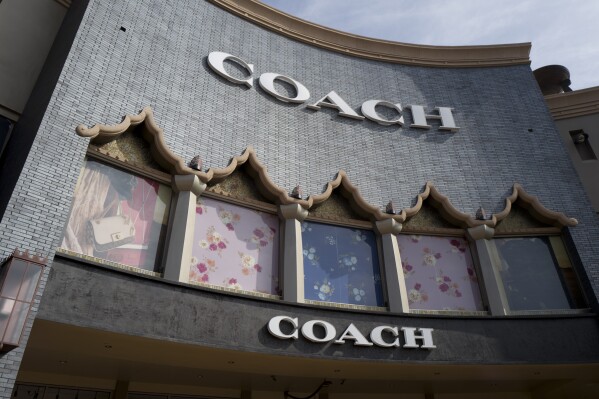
573;132;587;144
0;249;46;351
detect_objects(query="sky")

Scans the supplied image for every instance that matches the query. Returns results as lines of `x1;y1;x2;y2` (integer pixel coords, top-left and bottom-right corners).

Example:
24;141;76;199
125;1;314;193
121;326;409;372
259;0;599;90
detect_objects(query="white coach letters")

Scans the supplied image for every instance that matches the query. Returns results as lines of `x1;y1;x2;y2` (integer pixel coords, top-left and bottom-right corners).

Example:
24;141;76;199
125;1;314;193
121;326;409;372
207;51;459;132
267;316;436;349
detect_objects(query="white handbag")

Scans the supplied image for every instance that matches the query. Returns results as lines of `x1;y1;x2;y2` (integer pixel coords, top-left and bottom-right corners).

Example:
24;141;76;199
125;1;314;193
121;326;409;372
87;204;136;252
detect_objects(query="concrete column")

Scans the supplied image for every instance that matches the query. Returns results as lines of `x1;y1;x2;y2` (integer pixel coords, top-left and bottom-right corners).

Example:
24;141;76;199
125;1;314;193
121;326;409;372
162;175;206;283
279;204;309;303
113;381;129;399
375;219;409;313
466;225;509;315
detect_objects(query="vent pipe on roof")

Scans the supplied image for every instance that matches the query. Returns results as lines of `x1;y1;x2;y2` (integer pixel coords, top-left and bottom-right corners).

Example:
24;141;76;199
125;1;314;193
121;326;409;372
533;65;572;95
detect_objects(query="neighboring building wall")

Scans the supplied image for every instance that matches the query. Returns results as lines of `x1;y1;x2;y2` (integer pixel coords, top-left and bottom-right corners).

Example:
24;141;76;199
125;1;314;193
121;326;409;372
0;0;67;121
0;1;86;396
545;86;599;213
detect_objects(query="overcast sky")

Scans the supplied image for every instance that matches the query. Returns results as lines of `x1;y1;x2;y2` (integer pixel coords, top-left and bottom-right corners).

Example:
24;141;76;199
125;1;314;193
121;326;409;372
259;0;599;91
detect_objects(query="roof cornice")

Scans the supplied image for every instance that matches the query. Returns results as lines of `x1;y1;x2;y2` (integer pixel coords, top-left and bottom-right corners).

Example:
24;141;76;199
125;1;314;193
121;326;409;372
545;86;599;120
208;0;531;67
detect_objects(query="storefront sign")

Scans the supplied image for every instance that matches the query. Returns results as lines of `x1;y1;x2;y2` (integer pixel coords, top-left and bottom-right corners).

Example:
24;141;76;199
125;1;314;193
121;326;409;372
207;51;459;132
267;315;436;349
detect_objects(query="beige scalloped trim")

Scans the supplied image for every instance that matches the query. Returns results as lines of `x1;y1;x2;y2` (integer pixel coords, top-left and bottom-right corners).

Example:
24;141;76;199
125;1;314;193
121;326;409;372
76;110;577;228
75;108;306;205
76;108;148;142
76;107;212;181
307;170;402;222
492;183;578;228
402;182;488;228
206;146;310;207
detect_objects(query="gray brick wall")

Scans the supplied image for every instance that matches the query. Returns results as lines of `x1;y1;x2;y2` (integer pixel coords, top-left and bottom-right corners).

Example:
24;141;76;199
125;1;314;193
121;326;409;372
1;0;598;393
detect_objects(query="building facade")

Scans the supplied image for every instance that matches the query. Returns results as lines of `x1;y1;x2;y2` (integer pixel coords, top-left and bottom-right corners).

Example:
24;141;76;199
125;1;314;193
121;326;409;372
1;1;599;398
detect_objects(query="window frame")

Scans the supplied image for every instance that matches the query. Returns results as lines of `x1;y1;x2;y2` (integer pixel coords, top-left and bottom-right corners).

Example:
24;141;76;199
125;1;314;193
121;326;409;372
396;229;488;316
300;213;388;311
188;190;282;299
489;232;588;314
57;152;173;276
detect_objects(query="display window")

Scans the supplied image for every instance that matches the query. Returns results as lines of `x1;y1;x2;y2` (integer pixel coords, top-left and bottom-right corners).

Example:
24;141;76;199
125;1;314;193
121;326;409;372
61;159;171;272
189;196;280;295
56;125;587;317
397;235;484;311
491;236;577;311
301;221;384;307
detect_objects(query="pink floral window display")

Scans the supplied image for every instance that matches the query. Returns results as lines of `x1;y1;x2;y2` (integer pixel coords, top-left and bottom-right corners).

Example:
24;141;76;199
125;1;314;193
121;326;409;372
397;235;484;311
190;197;279;295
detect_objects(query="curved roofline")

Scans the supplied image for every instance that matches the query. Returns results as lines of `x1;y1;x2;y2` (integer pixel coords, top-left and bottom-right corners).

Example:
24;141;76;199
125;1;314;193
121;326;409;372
208;0;531;67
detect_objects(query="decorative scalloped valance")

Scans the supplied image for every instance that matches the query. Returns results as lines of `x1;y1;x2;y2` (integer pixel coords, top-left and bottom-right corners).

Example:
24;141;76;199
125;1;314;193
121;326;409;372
76;107;577;229
491;184;578;228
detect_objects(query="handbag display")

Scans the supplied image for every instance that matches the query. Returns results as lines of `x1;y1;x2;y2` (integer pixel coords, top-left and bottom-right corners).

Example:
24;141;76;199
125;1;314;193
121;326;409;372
87;204;136;252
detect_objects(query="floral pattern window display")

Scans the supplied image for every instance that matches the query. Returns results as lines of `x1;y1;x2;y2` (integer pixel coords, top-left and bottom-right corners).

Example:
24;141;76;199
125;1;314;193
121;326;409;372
190;197;279;295
493;237;572;311
397;235;484;311
302;221;384;307
61;159;172;272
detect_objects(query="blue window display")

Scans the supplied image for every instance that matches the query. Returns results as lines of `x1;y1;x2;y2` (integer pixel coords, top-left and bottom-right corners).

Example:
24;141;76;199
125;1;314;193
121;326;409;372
494;237;572;311
301;221;384;307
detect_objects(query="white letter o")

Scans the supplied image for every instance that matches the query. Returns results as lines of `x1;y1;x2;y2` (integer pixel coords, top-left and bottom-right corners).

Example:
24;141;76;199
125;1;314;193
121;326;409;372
301;320;337;343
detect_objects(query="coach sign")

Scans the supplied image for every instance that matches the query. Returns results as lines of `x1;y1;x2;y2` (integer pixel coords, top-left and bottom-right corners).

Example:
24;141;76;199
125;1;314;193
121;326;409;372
267;315;436;349
207;51;459;132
